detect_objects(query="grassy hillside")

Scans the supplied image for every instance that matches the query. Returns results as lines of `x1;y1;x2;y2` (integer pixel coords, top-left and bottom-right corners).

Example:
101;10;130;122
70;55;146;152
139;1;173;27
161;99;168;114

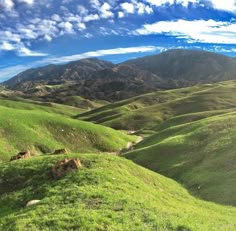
0;153;235;230
126;111;236;206
0;97;84;116
78;81;236;131
0;98;135;161
78;81;236;205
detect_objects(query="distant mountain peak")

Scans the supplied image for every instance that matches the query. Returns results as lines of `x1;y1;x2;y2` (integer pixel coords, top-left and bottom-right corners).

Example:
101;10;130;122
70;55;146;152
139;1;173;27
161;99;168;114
2;49;236;103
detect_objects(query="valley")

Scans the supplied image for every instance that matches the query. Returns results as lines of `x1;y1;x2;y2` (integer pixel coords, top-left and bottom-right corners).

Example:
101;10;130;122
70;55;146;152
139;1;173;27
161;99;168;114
0;49;236;230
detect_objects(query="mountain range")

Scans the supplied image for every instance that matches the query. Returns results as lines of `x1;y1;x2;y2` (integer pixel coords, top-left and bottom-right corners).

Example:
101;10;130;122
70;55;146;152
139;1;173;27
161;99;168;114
3;49;236;104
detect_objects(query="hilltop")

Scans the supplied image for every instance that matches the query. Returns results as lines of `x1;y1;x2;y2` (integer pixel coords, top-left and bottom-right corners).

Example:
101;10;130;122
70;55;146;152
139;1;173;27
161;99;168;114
0;153;235;230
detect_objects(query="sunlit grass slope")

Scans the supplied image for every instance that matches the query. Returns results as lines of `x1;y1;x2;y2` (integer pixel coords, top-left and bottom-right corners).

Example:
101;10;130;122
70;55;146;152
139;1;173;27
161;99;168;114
78;81;236;205
78;81;236;130
126;111;236;205
0;98;135;161
0;97;83;116
0;153;235;231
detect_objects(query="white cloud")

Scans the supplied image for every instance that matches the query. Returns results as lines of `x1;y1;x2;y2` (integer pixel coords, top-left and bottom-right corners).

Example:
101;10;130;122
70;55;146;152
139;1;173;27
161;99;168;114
77;22;86;30
77;5;88;16
0;31;21;43
43;35;52;41
133;19;236;44
0;65;30;81
0;0;14;10
145;0;236;13
145;0;174;6
210;0;236;13
0;0;34;12
83;14;100;22
51;14;62;22
0;41;14;50
18;0;34;4
100;2;114;19
17;46;47;56
40;46;159;64
58;21;74;34
0;39;47;56
120;2;135;14
118;11;124;18
90;0;100;9
145;0;200;7
120;1;153;16
136;2;153;14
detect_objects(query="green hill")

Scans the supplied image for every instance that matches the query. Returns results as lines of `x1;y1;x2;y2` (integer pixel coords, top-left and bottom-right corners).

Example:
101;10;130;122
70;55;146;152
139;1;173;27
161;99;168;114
0;153;235;230
126;111;236;206
0;98;135;161
78;81;236;205
78;81;236;131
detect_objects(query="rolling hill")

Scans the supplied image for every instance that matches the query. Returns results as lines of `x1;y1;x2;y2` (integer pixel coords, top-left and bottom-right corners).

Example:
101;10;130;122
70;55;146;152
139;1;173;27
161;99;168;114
0;153;235;230
126;111;236;205
0;97;135;162
78;81;236;130
78;81;236;205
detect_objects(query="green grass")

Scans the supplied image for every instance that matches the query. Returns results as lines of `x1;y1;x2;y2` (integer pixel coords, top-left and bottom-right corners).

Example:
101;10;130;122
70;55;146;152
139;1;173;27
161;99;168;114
0;153;235;230
78;81;236;205
0;98;135;161
0;97;84;116
62;95;108;109
78;81;236;130
126;111;236;206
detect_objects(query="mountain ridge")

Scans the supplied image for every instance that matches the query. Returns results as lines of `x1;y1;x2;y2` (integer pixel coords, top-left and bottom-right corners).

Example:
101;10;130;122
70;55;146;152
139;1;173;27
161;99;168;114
3;49;236;103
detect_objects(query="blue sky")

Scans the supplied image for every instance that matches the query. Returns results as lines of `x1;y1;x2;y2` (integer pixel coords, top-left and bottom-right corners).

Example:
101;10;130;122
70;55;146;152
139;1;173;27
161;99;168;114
0;0;236;81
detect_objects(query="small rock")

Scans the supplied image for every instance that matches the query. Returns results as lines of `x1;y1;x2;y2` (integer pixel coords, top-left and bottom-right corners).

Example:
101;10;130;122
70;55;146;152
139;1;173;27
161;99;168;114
52;158;81;178
26;200;41;207
10;150;31;161
52;148;67;155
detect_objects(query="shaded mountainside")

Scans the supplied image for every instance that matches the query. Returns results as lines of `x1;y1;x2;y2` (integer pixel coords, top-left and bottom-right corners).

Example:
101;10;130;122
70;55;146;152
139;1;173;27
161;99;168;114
4;58;114;87
3;49;236;103
78;81;236;205
125;49;236;82
0;153;235;230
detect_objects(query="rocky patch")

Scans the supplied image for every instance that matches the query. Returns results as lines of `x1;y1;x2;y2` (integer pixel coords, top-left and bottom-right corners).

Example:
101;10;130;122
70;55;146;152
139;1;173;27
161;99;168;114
10;150;31;161
52;158;81;178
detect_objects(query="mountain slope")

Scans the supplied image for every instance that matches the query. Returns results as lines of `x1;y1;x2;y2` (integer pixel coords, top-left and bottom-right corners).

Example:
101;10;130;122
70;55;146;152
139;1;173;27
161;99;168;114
0;98;135;161
4;58;114;88
125;49;236;82
0;153;235;230
3;49;236;103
